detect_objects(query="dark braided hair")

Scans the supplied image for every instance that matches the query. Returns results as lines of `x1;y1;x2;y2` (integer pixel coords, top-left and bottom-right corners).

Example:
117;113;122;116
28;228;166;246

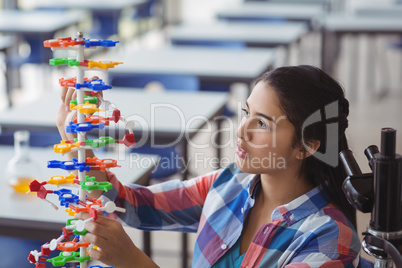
255;65;356;227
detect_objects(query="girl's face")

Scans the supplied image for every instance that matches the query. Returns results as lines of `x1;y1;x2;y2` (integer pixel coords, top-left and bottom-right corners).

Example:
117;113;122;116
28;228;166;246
235;81;302;175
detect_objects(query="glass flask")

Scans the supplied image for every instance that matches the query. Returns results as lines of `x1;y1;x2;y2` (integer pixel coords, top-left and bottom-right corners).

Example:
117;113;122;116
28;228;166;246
5;130;41;194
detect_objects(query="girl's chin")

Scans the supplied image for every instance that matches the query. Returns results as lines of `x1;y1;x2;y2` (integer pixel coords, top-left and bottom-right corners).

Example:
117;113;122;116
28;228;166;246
235;156;252;172
235;153;248;164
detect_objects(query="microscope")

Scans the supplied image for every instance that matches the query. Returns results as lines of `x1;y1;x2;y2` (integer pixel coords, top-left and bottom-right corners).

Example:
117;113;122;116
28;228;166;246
339;127;402;268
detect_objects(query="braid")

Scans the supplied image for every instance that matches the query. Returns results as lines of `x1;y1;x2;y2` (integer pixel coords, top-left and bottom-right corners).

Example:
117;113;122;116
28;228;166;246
338;97;349;133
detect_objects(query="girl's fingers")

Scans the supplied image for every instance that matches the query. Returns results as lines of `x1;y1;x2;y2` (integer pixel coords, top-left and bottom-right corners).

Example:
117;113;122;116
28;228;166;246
79;215;141;267
72;90;77;101
88;247;102;261
61;76;102;105
83;231;107;247
61;76;98;99
64;88;75;111
64;87;74;102
60;87;68;101
88;245;113;265
84;220;109;241
75;212;90;220
88;214;110;226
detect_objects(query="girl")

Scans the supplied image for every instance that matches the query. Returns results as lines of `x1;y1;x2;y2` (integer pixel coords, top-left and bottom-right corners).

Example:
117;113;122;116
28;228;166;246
57;65;361;267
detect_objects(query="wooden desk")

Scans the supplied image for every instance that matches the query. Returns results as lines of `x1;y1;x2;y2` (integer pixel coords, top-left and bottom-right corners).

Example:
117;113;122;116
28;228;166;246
216;3;324;29
168;21;308;48
0;146;158;241
107;47;275;87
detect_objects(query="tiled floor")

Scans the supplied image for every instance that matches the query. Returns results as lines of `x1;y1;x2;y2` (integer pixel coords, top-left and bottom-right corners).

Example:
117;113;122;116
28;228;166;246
1;4;402;266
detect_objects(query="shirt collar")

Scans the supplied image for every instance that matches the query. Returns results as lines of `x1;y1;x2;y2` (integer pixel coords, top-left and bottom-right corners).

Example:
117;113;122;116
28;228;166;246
248;174;261;199
271;186;329;225
247;177;329;226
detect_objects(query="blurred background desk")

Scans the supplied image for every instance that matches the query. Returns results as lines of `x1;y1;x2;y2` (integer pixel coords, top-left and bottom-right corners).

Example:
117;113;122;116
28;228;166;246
168;21;307;66
322;15;402;72
34;0;148;38
354;2;402;17
0;10;83;35
0;146;158;241
107;47;275;92
168;21;308;48
0;89;228;179
0;9;85;106
246;0;337;12
216;3;324;30
322;14;402;101
213;2;323;67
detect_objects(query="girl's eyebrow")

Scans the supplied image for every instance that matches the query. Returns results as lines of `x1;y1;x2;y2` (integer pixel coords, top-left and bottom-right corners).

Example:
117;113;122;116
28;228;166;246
246;102;277;125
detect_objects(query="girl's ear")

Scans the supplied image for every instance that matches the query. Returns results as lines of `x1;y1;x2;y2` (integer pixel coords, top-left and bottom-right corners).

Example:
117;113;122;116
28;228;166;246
296;139;321;160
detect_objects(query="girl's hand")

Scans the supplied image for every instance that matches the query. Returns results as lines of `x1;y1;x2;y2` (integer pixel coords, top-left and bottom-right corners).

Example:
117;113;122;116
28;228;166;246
78;213;159;268
57;86;76;140
56;77;102;140
56;78;108;199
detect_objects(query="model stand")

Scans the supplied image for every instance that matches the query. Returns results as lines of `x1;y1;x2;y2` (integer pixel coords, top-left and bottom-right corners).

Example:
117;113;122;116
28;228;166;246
27;32;135;268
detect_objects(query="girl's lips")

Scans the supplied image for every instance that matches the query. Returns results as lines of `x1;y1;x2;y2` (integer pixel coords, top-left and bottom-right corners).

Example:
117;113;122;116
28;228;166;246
236;146;249;159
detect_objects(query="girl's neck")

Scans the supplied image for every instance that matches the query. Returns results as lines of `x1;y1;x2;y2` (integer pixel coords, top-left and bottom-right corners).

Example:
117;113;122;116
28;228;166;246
259;170;315;210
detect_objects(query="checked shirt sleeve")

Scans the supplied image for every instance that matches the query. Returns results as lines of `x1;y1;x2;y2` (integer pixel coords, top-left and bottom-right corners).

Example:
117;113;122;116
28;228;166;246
101;170;222;232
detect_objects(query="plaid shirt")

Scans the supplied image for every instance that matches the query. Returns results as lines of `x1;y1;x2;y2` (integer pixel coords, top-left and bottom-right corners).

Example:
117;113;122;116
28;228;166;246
102;163;361;267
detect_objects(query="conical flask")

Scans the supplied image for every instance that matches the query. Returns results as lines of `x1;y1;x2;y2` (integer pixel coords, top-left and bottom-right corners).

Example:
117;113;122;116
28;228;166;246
5;130;41;193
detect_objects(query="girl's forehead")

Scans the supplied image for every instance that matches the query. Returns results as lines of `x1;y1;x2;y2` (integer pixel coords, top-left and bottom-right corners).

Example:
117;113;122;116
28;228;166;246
248;82;283;115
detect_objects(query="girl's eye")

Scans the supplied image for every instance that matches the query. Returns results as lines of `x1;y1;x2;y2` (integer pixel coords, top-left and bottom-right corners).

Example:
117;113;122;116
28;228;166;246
258;120;268;129
241;108;249;117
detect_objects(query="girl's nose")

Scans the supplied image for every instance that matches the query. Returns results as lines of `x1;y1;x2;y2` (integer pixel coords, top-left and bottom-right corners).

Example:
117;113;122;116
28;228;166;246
236;117;250;142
